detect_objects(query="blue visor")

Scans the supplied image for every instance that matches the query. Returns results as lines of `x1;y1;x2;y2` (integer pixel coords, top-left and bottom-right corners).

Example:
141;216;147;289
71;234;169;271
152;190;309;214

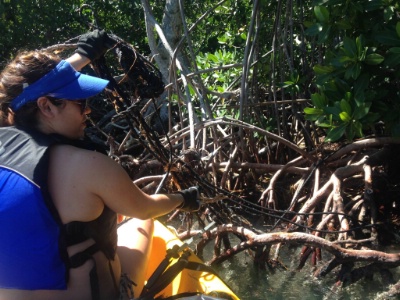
10;60;109;111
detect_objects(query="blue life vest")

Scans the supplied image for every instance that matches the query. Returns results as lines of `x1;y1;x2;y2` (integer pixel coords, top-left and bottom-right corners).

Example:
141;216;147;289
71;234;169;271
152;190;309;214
0;127;67;289
0;127;117;293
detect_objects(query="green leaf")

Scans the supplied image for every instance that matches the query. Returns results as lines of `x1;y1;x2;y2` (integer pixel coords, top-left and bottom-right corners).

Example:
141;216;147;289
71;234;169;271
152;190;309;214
282;81;294;87
384;52;400;67
344;62;361;80
353;102;371;120
346;124;355;141
207;53;219;63
384;6;394;22
304;107;324;115
339;111;351;122
313;65;335;74
324;106;341;117
334;78;351;93
338;56;354;64
317;122;333;128
354;73;370;100
336;20;352;30
325;126;346;142
354;92;365;105
364;53;384;65
318;25;331;42
305;23;322;36
389;47;400;53
340;99;352;115
356;35;365;58
343;37;357;58
353;121;364;138
374;30;400;46
314;6;329;23
364;0;385;12
304;114;320;121
303;21;315;28
344;92;352;102
311;93;327;108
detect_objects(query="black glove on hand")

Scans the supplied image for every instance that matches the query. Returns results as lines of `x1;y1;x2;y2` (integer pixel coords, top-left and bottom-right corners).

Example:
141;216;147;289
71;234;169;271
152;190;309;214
75;29;113;61
177;186;201;212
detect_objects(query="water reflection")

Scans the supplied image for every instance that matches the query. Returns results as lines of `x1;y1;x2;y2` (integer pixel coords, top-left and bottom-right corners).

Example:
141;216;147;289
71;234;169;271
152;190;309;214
206;241;400;300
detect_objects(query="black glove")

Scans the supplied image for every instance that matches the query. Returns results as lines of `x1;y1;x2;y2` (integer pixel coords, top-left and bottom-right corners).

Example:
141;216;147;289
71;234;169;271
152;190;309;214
177;186;201;212
75;29;114;61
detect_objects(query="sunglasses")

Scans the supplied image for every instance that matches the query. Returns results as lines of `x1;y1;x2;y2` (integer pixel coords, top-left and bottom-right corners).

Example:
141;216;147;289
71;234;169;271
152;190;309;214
47;97;88;114
71;99;89;114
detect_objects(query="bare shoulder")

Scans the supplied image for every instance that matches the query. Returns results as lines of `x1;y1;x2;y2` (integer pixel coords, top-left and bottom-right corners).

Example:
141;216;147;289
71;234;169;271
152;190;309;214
50;143;106;160
50;144;115;172
49;144;132;195
49;144;160;220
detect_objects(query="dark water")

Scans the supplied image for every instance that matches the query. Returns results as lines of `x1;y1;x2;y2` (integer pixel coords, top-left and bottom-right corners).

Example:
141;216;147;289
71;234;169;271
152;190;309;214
163;214;400;300
200;240;400;300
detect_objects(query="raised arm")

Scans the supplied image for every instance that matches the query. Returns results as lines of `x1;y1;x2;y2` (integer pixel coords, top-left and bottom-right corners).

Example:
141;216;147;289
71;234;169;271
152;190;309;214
66;29;113;71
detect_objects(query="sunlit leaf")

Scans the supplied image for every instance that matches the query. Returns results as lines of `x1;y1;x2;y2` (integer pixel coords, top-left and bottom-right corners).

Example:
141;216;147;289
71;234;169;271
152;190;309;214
304;107;324;115
339;111;351;122
383;6;394;22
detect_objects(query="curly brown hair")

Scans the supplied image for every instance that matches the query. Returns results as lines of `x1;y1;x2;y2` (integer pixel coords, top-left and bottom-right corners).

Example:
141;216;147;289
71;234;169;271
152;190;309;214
0;50;61;127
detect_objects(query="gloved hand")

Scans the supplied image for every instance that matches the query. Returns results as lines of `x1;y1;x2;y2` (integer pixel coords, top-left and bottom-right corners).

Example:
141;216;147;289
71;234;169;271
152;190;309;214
75;29;114;61
177;186;201;212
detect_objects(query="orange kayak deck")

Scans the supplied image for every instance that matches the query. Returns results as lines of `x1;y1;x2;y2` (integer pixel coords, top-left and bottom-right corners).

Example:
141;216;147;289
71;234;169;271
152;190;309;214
144;220;240;300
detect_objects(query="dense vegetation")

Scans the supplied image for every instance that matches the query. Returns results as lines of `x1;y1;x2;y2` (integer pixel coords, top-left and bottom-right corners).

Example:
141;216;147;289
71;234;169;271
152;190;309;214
2;1;400;299
2;1;400;142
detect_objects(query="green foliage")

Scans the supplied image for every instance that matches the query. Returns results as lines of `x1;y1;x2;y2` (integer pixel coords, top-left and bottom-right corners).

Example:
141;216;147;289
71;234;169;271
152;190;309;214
196;48;243;118
0;0;149;61
183;0;252;54
2;0;400;144
304;0;400;142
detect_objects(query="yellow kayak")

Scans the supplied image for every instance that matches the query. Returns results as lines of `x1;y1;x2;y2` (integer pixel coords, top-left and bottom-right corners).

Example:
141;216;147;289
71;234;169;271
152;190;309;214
139;220;240;300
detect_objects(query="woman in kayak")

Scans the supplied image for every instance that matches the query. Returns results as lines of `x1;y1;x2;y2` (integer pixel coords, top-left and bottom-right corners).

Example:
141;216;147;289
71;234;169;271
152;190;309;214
0;30;200;300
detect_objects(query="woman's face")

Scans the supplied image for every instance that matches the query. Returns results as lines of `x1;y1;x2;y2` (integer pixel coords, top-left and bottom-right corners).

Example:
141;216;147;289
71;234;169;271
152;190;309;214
61;100;91;139
41;98;91;139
